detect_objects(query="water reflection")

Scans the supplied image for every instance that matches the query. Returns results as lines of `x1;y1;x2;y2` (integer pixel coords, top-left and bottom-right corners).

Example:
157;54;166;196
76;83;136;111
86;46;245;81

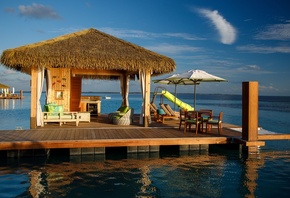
29;170;46;198
242;154;264;198
40;153;228;197
1;148;290;197
0;98;23;110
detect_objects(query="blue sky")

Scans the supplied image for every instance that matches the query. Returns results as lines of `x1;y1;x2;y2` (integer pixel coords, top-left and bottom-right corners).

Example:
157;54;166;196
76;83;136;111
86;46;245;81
1;0;290;96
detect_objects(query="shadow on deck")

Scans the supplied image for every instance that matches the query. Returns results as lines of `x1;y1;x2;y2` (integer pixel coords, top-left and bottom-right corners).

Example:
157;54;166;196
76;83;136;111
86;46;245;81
39;113;240;134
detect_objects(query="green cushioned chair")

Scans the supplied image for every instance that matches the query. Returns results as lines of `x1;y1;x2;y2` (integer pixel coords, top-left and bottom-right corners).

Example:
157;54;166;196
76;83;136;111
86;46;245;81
44;103;64;116
184;111;202;134
206;112;223;135
108;106;131;123
112;108;134;125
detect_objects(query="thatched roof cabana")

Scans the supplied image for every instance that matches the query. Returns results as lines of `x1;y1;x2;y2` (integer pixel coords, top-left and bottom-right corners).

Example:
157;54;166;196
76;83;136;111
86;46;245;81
0;28;175;77
0;28;176;128
0;83;10;89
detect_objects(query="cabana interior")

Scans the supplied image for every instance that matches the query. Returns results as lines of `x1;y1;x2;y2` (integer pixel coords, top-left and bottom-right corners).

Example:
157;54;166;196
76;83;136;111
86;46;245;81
0;28;176;129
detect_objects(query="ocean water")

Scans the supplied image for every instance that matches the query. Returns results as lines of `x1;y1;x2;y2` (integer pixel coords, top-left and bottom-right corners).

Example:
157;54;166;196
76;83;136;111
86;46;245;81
0;92;290;197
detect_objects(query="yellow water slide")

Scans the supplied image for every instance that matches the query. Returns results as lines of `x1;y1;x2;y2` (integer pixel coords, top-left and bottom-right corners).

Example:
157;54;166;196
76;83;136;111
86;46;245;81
161;90;194;111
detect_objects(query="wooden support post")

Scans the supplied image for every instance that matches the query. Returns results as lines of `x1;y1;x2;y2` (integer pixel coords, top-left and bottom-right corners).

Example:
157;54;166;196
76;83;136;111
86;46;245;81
121;73;128;106
94;147;105;155
149;146;159;152
143;70;151;127
242;81;262;154
20;90;23;99
137;146;149;153
30;68;38;129
127;146;138;153
180;145;190;151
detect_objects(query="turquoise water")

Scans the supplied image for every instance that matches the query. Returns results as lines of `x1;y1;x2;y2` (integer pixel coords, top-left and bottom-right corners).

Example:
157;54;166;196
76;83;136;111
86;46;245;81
0;92;290;197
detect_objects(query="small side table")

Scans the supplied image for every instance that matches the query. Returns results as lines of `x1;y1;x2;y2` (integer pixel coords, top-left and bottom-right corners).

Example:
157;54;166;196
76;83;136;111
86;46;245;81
79;112;91;122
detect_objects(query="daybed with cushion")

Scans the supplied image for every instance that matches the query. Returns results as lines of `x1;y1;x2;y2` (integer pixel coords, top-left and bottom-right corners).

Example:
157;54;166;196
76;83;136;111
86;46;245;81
42;103;79;126
108;106;134;125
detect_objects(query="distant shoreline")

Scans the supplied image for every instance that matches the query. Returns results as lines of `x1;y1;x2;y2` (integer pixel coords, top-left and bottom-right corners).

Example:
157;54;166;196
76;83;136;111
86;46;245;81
17;91;290;98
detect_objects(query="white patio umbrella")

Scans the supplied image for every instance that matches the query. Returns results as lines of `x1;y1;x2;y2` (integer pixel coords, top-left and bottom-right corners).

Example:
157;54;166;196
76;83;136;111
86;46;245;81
153;70;227;109
174;69;227;108
152;74;181;96
153;73;198;110
153;74;186;110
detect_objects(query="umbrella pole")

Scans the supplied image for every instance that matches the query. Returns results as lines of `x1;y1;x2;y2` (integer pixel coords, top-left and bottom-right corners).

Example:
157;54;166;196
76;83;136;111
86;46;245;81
174;84;177;111
194;84;196;109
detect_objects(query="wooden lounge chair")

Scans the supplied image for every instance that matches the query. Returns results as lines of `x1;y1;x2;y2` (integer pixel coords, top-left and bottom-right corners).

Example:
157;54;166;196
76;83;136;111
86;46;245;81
164;104;179;117
159;103;178;123
150;103;159;121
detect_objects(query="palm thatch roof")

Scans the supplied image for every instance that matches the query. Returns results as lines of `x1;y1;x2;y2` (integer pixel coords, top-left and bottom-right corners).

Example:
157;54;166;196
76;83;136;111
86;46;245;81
0;28;176;77
0;83;9;89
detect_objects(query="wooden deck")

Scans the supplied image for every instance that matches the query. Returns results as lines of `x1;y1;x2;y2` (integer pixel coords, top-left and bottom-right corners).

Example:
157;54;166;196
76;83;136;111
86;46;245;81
0;94;23;99
0;114;243;153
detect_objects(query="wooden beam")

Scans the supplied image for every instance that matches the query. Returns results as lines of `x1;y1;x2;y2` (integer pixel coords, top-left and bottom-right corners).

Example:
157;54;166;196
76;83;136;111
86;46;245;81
72;69;125;76
0;137;230;150
234;138;265;147
258;134;290;140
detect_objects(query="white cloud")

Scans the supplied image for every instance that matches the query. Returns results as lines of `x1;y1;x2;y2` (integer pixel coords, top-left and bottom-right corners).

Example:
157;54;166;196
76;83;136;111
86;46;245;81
0;68;18;76
259;85;279;92
255;23;290;40
18;3;61;19
238;65;261;71
145;43;202;55
237;65;274;74
99;27;204;41
163;33;205;41
196;8;237;45
237;44;290;54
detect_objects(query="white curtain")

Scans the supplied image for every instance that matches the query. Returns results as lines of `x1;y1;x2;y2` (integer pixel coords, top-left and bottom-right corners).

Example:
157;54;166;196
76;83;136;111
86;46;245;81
139;70;145;125
36;67;45;126
45;69;52;104
120;74;130;107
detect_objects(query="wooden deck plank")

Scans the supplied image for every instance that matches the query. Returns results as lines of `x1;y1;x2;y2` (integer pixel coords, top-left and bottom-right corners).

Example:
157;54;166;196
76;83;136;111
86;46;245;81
40;128;53;141
67;128;75;141
1;114;287;152
28;130;42;141
1;115;265;151
0;127;234;150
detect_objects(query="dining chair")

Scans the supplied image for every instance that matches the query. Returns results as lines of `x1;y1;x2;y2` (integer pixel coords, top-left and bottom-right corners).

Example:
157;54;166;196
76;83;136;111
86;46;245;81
206;111;223;135
199;109;213;132
184;111;202;134
179;109;187;130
